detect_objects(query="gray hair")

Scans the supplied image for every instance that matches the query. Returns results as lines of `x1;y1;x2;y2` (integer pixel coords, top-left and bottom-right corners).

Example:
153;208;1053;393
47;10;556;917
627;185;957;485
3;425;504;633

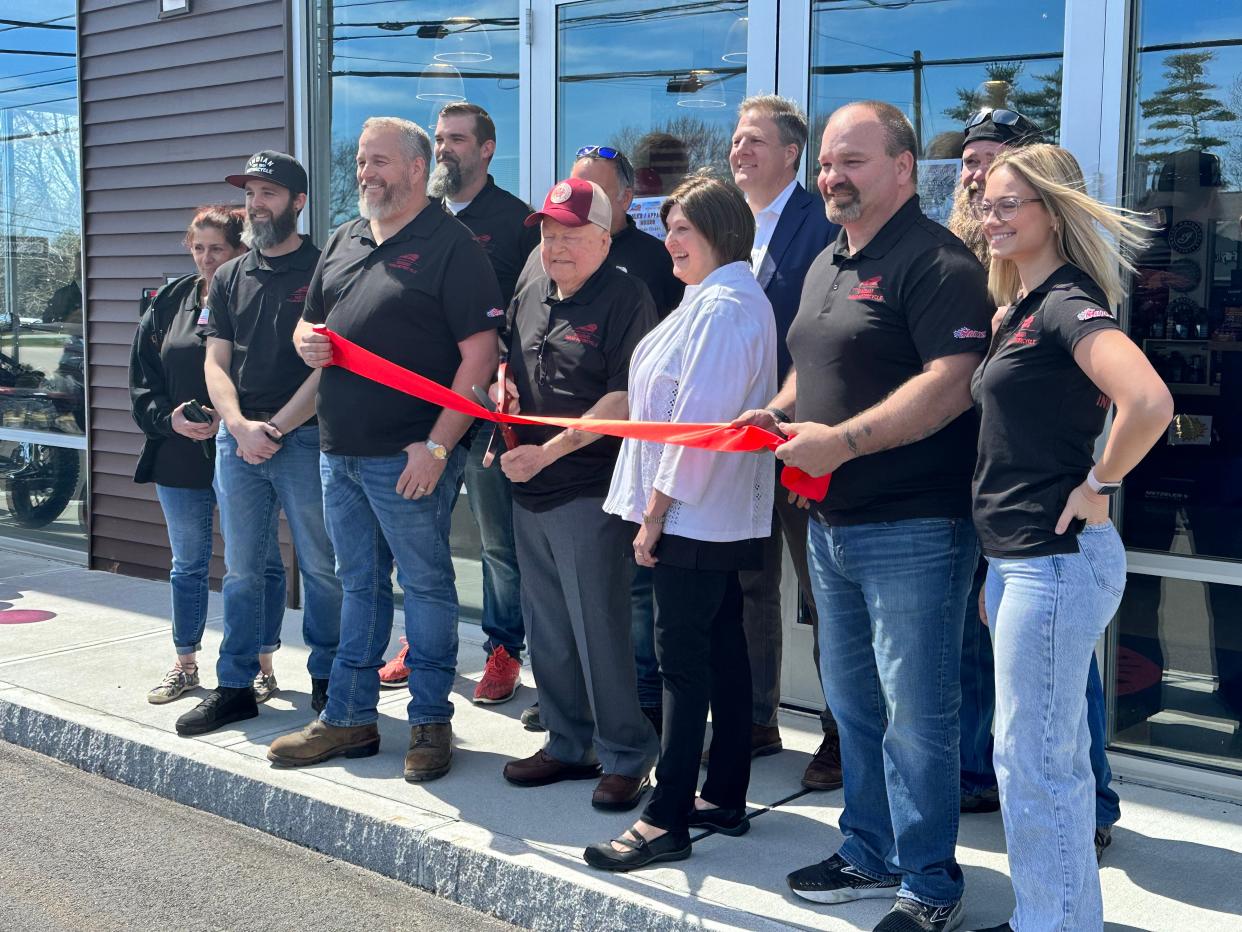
361;116;432;167
738;94;809;162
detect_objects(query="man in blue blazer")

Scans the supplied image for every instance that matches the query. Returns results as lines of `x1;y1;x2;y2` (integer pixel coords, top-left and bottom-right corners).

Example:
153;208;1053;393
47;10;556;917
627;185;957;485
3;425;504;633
729;95;841;790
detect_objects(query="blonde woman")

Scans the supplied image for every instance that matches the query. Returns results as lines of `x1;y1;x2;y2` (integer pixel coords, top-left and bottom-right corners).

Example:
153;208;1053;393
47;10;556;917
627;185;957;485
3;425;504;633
968;144;1172;932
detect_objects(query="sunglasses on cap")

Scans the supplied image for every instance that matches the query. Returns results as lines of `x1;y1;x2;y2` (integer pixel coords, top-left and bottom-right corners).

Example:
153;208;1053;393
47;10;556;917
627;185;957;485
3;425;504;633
576;145;621;160
965;108;1037;132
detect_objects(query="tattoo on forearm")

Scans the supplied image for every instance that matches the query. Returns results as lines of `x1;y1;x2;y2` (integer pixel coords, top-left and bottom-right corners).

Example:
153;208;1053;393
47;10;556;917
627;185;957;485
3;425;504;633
845;413;955;457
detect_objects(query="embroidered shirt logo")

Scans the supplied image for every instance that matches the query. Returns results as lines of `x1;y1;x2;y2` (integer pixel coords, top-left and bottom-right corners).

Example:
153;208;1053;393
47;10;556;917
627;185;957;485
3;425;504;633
387;252;421;273
953;327;988;340
486;307;505;318
847;275;884;302
286;285;308;304
1077;307;1115;322
1009;312;1039;346
564;322;600;347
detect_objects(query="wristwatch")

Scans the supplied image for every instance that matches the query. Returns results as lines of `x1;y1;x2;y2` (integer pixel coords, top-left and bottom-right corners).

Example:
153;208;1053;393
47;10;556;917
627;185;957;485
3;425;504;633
1086;467;1121;496
765;406;791;425
425;439;449;461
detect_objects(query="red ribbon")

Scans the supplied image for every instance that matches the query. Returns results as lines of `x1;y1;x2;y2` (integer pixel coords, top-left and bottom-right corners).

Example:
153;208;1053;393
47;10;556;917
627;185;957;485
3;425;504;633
314;326;832;501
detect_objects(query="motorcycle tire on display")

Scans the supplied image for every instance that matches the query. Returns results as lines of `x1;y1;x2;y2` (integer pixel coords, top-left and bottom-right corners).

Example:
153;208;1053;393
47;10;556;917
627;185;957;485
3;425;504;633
6;445;79;529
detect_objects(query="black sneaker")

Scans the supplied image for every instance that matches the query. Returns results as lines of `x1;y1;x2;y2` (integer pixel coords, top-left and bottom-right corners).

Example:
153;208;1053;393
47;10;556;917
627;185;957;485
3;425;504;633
311;677;329;714
960;785;1000;814
1095;824;1113;862
787;853;900;904
520;702;545;732
874;897;963;932
175;686;258;736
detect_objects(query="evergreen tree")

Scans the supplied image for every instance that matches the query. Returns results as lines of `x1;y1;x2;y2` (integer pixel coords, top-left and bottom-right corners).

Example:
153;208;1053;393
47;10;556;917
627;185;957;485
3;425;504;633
1138;50;1236;164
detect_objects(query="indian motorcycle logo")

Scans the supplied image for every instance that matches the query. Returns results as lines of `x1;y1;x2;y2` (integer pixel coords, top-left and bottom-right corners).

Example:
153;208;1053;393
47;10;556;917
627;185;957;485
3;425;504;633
285;285;309;304
387;252;421;273
564;322;600;347
847;275;884;302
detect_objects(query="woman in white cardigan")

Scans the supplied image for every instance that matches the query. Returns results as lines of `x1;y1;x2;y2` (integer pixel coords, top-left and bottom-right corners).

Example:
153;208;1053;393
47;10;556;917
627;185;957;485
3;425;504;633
585;175;777;872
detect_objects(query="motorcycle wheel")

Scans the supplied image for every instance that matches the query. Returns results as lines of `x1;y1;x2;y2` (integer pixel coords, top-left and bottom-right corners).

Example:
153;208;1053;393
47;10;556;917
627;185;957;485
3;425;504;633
6;446;80;528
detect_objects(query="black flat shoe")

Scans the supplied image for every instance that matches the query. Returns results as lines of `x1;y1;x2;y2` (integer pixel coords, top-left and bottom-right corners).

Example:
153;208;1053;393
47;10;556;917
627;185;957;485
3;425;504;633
583;828;692;872
687;805;750;836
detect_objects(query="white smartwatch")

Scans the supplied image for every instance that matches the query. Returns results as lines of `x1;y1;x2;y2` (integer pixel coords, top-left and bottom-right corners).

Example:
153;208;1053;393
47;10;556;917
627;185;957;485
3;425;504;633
1086;467;1121;496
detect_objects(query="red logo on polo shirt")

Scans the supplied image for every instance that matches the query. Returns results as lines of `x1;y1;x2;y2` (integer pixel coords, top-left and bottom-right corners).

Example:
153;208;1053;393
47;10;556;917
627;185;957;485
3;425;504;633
286;285;308;304
565;323;600;347
1009;313;1039;346
847;275;884;302
388;252;421;273
953;327;987;340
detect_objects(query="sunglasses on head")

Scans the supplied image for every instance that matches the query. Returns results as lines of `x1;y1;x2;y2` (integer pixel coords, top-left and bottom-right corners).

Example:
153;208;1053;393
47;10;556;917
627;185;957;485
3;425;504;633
965;108;1036;133
576;145;621;160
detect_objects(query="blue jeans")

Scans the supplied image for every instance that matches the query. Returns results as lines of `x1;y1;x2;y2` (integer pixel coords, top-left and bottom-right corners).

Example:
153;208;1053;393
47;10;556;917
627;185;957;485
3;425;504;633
960;562;1121;826
155;484;285;656
464;434;525;658
808;516;977;908
631;563;662;709
320;446;465;727
986;521;1126;932
214;424;342;688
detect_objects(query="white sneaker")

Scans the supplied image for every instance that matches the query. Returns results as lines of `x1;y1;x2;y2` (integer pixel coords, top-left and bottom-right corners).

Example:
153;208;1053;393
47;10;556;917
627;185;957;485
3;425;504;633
147;666;200;704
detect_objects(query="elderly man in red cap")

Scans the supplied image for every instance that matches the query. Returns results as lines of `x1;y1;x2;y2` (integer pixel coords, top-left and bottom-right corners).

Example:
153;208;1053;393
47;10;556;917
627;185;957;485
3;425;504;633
497;177;660;811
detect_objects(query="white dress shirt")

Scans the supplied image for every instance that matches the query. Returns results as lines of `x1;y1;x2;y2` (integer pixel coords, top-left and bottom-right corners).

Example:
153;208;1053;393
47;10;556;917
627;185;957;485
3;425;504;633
749;178;799;276
604;261;777;543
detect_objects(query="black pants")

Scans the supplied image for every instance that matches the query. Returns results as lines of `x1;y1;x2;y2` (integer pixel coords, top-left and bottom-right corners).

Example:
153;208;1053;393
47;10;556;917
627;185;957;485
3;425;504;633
642;561;752;833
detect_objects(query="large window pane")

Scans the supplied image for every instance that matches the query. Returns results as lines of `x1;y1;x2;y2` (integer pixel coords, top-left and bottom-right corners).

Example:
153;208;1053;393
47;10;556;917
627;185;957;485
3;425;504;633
1120;0;1242;565
809;0;1064;224
557;0;748;233
0;4;82;439
317;2;521;231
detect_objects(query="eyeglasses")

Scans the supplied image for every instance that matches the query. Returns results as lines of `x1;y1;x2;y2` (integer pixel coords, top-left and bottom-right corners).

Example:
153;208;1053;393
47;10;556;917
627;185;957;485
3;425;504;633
970;196;1043;223
576;145;621;160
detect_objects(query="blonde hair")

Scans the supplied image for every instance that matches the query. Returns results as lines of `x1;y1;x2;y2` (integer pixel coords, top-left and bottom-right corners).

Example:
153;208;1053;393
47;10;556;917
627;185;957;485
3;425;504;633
985;144;1151;307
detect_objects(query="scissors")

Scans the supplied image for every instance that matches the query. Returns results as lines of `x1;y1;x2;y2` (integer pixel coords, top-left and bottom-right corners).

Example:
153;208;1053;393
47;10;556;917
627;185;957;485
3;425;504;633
472;361;519;467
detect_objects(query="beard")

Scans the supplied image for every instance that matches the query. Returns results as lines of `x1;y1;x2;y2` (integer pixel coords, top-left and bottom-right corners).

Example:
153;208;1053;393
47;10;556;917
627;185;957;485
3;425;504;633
243;200;298;251
358;174;414;221
824;181;864;224
427;159;463;199
947;183;990;266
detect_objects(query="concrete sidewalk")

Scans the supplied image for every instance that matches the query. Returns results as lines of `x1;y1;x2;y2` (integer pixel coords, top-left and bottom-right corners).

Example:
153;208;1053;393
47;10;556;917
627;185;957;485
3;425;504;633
0;548;1239;931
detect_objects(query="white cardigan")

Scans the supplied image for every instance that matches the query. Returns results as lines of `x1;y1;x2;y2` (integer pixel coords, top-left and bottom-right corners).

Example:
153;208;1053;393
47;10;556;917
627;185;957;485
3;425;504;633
604;261;777;543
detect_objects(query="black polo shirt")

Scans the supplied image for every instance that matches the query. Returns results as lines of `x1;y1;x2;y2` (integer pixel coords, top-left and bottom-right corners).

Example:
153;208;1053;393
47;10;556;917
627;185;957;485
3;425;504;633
506;263;657;511
786;195;991;525
451;176;539;307
608;216;684;316
204;236;319;416
971;264;1120;558
302;204;503;457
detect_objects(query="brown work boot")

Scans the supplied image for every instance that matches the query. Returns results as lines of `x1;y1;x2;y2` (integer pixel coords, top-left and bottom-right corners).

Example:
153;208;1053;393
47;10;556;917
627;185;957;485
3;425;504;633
801;731;844;791
404;722;452;782
267;719;380;768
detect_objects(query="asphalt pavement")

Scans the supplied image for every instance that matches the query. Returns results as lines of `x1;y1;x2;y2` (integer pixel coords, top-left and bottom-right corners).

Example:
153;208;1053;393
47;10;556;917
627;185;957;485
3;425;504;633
0;741;518;932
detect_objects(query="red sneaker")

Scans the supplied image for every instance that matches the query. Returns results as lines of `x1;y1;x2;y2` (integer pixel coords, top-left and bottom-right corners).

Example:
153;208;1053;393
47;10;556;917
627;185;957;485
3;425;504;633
379;638;410;688
473;645;521;704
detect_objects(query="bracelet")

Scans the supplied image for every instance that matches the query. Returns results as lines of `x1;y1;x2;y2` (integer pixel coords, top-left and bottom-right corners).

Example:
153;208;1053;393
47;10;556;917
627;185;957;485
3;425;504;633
765;406;791;424
642;512;666;527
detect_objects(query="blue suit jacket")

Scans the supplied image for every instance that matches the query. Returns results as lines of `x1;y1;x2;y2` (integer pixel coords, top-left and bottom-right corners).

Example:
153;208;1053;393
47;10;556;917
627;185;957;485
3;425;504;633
756;182;840;379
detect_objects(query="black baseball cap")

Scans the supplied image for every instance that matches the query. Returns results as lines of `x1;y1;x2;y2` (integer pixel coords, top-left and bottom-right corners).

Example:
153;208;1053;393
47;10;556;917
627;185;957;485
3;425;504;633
225;150;308;195
963;108;1042;148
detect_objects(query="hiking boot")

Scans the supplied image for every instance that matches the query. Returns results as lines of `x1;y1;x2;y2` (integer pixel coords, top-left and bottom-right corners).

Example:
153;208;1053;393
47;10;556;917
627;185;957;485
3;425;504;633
311;677;329;714
521;702;545;732
175;686;258;737
147;665;200;705
404;723;452;782
787;852;900;904
873;898;963;931
473;645;520;704
267;719;380;768
802;732;844;791
379;638;410;688
252;671;278;704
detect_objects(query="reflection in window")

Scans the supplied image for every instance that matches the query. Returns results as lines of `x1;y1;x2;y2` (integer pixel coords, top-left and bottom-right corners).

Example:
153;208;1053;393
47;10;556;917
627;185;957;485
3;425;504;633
557;0;748;229
808;0;1064;225
315;1;521;230
1113;572;1241;772
0;5;84;439
1120;0;1242;564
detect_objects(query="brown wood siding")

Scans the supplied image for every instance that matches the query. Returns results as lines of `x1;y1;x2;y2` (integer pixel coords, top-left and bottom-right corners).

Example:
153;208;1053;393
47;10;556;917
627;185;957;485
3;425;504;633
82;0;294;592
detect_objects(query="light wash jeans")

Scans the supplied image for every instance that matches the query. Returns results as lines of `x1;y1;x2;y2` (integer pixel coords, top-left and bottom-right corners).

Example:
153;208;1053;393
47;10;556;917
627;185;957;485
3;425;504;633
155;484;284;655
986;521;1126;932
808;516;978;907
319;446;465;727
